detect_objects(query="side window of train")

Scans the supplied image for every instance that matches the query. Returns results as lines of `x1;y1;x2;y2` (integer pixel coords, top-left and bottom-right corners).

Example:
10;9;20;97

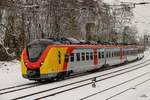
101;52;104;59
109;51;111;58
76;53;80;61
98;52;101;59
114;52;116;57
82;52;85;61
113;51;115;57
86;52;89;60
106;52;109;58
65;54;69;62
127;51;129;55
124;50;126;55
90;52;93;60
70;53;74;62
124;51;126;55
112;51;114;57
115;51;118;57
117;51;119;56
129;50;131;55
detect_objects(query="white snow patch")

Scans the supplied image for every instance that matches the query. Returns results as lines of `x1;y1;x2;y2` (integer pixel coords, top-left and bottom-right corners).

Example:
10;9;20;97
0;60;32;89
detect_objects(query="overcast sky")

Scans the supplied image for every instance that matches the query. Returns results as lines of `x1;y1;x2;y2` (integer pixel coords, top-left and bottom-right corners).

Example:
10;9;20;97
103;0;150;36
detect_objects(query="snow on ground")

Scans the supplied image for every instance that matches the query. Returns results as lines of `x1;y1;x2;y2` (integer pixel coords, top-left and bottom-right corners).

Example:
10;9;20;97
48;50;150;100
0;60;32;88
0;49;150;100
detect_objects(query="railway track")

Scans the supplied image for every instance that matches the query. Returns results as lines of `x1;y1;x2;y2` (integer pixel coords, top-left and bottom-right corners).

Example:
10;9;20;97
105;78;150;100
8;59;150;100
0;57;145;96
81;71;150;100
0;82;45;95
0;82;37;92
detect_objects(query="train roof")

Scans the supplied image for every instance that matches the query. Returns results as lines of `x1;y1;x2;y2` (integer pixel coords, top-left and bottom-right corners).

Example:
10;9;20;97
27;39;144;49
27;39;61;46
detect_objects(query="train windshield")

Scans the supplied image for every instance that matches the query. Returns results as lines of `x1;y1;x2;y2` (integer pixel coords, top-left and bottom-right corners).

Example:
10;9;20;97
27;44;47;62
27;39;60;62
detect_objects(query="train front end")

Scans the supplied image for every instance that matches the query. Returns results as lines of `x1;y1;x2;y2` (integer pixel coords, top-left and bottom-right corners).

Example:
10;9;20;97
20;39;67;81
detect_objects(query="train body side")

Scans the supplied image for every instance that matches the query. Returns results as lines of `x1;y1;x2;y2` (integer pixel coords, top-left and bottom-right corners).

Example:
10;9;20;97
20;44;144;81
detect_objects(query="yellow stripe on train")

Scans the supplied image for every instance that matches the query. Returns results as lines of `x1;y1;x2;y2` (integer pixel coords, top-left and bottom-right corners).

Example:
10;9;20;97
40;47;68;74
20;55;27;75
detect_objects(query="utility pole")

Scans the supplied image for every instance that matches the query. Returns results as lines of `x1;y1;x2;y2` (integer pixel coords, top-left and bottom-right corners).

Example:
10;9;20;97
144;35;146;50
144;34;150;50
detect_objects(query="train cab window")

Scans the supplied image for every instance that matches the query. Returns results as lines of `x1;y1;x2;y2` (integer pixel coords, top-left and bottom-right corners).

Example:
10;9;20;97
90;52;93;60
86;52;89;60
101;52;104;59
70;53;74;62
82;52;85;61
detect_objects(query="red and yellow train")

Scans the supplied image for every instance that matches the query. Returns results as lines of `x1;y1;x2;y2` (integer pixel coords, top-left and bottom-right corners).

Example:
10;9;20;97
20;39;144;81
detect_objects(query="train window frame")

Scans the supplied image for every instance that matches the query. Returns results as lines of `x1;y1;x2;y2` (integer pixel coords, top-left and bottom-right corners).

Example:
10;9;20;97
70;53;74;62
114;52;116;57
117;51;119;56
118;51;119;56
86;52;90;61
101;52;104;59
124;51;126;55
127;51;129;55
115;51;118;57
112;52;114;57
76;53;80;61
99;52;101;59
82;52;85;61
90;52;93;60
109;51;111;58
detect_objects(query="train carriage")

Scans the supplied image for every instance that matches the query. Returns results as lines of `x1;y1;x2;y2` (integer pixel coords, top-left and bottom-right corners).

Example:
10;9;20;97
20;39;144;81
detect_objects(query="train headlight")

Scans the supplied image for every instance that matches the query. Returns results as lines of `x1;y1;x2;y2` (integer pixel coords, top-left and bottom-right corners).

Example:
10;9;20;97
40;62;44;66
24;62;28;66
